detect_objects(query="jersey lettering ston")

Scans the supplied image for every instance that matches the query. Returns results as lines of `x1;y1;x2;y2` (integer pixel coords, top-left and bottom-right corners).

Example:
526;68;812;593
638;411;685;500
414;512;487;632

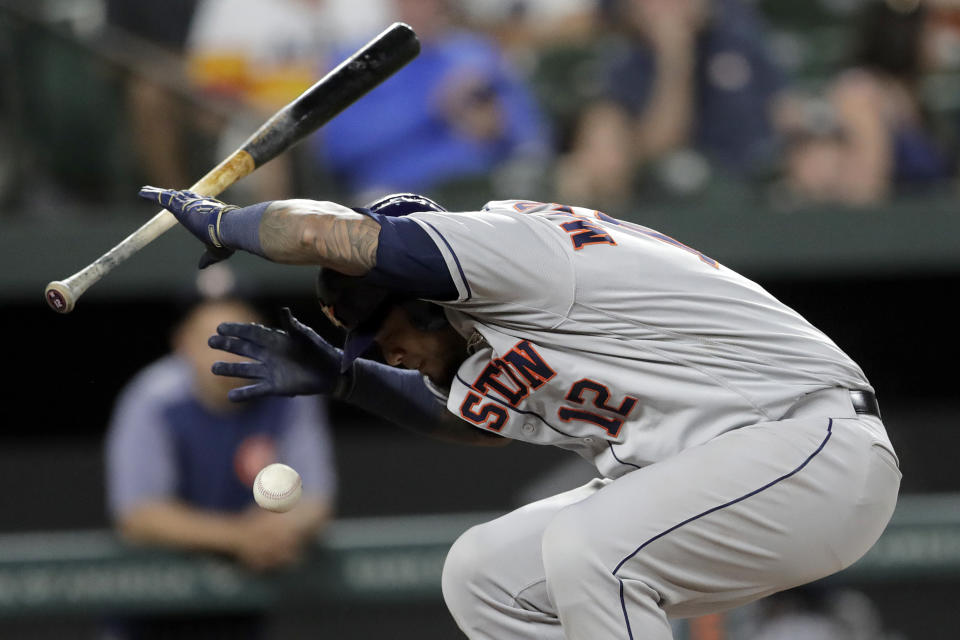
408;200;871;477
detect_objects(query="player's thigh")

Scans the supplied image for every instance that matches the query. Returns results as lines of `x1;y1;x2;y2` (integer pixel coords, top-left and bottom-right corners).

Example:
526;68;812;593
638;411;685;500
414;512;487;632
442;477;609;610
542;417;899;618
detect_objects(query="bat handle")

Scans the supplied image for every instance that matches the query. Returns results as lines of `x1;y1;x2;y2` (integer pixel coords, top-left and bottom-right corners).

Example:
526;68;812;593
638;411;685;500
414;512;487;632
44;210;180;313
43;151;256;313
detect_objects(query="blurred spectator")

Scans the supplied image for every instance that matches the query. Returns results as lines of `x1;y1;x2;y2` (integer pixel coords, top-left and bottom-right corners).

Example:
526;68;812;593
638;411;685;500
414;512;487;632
103;269;337;640
309;0;394;51
460;0;600;60
779;0;955;207
105;0;201;191
556;0;787;210
183;0;341;202
186;0;327;116
314;0;551;203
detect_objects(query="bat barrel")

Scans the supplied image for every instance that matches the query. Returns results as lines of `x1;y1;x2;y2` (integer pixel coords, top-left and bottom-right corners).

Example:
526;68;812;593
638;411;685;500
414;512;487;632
241;22;419;167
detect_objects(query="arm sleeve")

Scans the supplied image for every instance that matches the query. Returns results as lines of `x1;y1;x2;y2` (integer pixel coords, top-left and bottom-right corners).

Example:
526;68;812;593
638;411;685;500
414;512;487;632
276;396;338;500
353;207;573;320
104;381;178;520
359;210;459;300
341;358;452;436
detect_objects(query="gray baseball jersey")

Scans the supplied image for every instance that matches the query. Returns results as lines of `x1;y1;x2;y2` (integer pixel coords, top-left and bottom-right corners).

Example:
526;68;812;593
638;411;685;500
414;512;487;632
409;200;880;476
401;199;899;640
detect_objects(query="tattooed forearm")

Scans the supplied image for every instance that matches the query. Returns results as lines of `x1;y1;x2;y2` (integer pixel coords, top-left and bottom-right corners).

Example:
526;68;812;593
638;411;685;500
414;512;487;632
317;213;380;273
258;199;380;274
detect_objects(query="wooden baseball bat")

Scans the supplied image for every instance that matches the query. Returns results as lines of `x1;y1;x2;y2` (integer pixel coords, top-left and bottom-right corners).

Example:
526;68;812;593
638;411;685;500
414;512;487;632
45;22;419;313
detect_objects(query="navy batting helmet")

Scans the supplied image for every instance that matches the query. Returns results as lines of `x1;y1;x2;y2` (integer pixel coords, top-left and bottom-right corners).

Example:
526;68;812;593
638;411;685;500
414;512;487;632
317;193;447;372
364;192;446;218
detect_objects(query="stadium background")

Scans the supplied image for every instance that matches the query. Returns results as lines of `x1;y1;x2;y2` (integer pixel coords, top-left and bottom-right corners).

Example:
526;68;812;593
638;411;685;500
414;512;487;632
1;0;959;638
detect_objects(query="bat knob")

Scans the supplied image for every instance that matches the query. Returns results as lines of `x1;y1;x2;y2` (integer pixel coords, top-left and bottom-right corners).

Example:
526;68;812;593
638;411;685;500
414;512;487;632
45;281;75;314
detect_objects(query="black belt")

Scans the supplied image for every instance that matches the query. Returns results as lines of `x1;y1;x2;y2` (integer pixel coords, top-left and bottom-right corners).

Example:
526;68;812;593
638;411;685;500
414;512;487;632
849;390;881;419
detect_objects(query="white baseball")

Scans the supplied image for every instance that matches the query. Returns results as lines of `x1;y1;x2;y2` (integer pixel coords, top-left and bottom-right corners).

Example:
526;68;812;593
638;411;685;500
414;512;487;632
253;463;303;513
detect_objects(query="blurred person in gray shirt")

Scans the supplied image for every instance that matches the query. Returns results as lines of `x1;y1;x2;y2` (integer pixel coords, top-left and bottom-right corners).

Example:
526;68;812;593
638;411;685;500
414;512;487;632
104;277;336;639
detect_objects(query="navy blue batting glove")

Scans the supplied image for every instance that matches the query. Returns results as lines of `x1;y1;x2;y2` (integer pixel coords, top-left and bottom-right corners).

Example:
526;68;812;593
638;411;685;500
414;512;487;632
139;186;238;269
209;307;344;402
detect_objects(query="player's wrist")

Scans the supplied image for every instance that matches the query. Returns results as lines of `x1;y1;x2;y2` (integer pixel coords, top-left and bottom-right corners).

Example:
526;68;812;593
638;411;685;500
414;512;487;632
342;358;449;436
216;201;271;257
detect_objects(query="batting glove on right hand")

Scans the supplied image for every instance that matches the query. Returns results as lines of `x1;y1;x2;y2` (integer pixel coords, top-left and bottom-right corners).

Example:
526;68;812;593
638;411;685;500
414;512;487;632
138;186;238;269
209;307;344;402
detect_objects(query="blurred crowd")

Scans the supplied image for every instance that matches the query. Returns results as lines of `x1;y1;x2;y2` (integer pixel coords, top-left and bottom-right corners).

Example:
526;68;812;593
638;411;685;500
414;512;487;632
0;3;932;638
3;0;960;217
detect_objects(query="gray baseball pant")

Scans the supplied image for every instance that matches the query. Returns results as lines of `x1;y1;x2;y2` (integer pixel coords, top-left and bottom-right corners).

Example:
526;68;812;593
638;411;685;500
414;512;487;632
441;388;901;639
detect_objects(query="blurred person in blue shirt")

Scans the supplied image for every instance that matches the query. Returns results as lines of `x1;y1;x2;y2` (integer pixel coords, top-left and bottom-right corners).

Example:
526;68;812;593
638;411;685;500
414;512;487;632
314;0;551;202
104;277;336;639
556;0;786;210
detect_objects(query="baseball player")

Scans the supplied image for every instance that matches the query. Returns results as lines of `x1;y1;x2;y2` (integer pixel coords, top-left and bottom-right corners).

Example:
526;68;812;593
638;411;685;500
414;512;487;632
139;186;901;640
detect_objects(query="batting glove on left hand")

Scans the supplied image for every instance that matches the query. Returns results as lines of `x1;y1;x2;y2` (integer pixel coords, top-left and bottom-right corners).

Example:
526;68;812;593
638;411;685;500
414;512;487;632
139;186;238;269
208;307;345;402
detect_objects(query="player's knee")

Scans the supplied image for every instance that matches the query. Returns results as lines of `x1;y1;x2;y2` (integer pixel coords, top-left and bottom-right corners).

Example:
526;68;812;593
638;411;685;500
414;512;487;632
441;524;488;617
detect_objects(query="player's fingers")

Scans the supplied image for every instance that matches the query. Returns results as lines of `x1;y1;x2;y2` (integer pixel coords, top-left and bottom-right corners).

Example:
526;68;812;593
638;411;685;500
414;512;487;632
216;321;278;342
219;321;294;352
279;308;336;357
140;186;184;211
212;361;266;380
199;247;234;270
208;334;268;361
281;307;319;341
279;307;296;332
208;333;244;354
228;383;272;402
137;186;165;205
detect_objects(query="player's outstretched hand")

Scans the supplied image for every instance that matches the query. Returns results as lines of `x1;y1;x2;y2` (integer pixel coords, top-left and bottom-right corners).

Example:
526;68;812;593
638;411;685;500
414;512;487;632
209;307;343;401
138;186;238;269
